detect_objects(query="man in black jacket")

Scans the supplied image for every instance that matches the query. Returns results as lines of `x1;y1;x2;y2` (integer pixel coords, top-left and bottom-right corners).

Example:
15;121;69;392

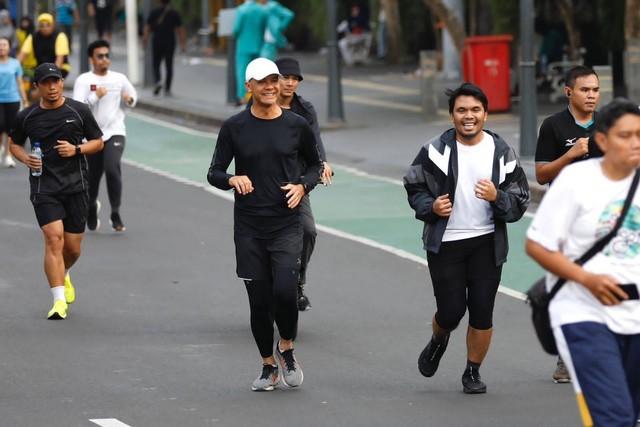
404;83;530;394
275;57;333;311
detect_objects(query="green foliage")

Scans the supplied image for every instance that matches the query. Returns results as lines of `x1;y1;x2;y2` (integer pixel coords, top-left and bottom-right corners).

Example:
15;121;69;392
489;0;519;36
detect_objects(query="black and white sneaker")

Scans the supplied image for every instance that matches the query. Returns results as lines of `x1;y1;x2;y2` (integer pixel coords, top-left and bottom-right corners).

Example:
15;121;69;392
418;334;449;377
297;283;311;311
110;213;126;232
87;200;101;231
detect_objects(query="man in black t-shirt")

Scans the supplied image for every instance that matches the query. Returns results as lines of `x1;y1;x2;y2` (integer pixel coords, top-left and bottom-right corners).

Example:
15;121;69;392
142;0;186;96
9;63;103;321
207;58;322;392
534;65;601;384
535;66;602;186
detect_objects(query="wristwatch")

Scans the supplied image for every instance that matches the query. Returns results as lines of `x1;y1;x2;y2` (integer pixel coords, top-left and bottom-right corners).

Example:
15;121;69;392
76;145;82;156
302;182;311;194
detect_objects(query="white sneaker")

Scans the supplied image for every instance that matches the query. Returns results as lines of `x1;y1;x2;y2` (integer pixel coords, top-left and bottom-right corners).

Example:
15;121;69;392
3;156;16;168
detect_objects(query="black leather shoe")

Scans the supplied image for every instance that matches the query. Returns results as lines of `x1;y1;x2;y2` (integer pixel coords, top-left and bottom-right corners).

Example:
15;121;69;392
418;334;449;377
462;368;487;394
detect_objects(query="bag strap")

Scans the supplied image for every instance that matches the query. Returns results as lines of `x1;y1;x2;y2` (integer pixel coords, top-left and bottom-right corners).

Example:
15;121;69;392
548;168;640;299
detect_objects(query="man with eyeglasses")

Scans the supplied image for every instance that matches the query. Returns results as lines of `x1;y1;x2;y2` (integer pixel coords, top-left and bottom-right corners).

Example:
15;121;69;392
17;13;71;78
72;39;137;232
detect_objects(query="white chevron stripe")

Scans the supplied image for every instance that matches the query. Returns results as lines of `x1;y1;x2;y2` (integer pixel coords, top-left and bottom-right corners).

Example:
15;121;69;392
428;144;450;175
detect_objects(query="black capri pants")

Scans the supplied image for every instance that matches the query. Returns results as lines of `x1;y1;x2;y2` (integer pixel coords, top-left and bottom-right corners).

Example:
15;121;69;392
426;233;502;331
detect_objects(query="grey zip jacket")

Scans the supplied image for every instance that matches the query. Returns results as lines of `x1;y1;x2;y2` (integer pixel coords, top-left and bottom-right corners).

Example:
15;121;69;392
404;128;531;266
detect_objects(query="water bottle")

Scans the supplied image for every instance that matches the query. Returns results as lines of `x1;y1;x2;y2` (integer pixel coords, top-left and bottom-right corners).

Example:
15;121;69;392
31;142;42;177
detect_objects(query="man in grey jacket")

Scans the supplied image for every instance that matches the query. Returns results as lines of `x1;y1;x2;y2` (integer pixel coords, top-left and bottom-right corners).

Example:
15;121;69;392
404;83;530;394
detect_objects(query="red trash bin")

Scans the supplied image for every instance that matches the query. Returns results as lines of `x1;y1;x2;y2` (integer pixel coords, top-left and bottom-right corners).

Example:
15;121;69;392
462;35;513;112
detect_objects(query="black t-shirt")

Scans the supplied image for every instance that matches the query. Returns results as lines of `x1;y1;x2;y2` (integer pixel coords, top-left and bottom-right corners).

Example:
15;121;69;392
207;109;322;238
146;6;182;45
535;108;602;165
10;98;103;195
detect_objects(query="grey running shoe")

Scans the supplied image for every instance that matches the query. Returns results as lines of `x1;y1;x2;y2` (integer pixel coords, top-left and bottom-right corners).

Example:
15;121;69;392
462;367;487;394
418;334;449;377
251;364;279;391
276;341;304;387
553;357;571;383
87;201;101;231
297;283;311;311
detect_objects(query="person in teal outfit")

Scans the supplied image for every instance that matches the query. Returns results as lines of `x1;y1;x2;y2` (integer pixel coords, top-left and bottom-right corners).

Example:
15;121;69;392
259;1;294;60
233;0;267;105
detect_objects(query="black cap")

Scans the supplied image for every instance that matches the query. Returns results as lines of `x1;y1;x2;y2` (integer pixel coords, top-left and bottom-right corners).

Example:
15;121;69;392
34;63;63;83
275;57;303;81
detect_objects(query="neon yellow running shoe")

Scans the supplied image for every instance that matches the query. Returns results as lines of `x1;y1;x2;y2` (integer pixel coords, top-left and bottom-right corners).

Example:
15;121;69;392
64;273;75;304
47;300;68;319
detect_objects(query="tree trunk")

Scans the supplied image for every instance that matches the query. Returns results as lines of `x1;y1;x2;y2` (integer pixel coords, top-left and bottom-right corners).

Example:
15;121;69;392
421;0;466;57
383;0;404;63
626;0;640;40
556;0;582;60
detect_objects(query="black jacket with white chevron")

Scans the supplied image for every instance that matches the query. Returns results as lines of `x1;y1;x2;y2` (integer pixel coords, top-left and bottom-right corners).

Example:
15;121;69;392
404;128;531;266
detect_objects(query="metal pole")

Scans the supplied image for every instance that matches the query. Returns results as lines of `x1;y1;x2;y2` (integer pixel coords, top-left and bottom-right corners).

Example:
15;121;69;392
326;0;344;122
125;0;139;84
78;0;89;73
226;0;236;104
519;0;537;157
202;0;210;50
143;0;154;87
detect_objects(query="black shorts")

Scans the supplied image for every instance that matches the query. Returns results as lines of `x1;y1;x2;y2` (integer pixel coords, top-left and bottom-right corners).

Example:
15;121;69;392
31;191;89;233
234;226;303;281
0;102;20;133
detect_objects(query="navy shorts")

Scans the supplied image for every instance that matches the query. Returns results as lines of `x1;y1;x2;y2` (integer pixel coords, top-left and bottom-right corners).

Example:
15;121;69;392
234;226;303;281
31;191;89;233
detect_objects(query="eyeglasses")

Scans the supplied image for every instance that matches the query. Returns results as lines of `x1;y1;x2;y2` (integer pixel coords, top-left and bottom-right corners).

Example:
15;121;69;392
96;53;111;60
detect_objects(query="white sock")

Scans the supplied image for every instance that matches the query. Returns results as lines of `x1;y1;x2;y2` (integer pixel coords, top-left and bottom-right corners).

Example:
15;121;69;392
65;269;70;279
51;286;65;302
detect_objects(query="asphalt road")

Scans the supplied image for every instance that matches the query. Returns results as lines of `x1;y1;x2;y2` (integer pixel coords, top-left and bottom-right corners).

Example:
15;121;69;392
1;115;579;427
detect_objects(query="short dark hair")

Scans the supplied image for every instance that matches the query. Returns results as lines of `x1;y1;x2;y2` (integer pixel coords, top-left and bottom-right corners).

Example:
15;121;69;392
88;39;110;57
0;36;11;48
595;98;640;135
565;65;598;89
445;82;489;114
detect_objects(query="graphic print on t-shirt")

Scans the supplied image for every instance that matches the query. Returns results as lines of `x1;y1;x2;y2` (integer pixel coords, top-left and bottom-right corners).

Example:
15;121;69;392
598;201;640;259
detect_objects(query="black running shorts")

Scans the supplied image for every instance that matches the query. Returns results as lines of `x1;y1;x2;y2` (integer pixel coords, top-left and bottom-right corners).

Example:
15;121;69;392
31;191;89;233
234;227;303;281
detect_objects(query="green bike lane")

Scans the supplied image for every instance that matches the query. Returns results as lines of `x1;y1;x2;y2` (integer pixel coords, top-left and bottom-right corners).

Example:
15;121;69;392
123;114;543;295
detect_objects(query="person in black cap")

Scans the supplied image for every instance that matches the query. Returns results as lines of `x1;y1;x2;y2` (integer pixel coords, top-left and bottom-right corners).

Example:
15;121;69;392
275;56;333;312
9;62;103;320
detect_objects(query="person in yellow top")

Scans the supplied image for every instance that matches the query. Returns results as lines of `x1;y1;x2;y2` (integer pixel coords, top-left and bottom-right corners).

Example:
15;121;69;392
17;14;70;78
16;16;37;71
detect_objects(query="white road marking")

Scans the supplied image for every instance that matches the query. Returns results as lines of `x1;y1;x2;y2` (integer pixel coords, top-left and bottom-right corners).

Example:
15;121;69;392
127;111;216;138
122;157;527;301
90;419;132;427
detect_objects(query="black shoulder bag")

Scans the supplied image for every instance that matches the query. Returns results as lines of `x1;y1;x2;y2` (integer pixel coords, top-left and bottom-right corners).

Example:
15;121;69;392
527;168;640;355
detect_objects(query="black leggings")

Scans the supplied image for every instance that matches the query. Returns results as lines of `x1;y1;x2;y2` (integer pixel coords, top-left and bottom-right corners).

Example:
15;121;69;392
427;233;502;331
298;195;317;284
245;267;299;358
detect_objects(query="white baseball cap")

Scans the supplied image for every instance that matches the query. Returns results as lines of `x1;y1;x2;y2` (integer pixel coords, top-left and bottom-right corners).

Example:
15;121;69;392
245;58;282;83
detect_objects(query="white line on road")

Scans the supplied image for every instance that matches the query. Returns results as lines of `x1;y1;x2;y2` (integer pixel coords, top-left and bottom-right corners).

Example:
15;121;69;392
122;157;527;301
127;111;217;139
90;419;132;427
